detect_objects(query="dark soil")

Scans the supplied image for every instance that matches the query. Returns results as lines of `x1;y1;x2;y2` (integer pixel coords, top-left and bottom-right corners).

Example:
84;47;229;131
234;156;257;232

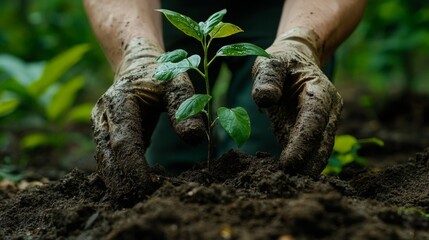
1;91;429;240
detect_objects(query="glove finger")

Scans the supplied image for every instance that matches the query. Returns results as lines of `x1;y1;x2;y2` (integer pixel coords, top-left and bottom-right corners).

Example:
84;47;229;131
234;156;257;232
92;87;159;205
163;73;206;145
252;56;285;108
279;76;337;178
308;91;343;175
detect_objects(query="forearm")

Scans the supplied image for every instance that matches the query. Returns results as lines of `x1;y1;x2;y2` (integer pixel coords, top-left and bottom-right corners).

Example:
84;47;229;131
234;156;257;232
83;0;163;70
278;0;366;63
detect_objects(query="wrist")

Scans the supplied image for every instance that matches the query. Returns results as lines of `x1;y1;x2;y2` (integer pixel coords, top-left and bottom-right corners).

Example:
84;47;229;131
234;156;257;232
277;27;323;66
115;38;164;79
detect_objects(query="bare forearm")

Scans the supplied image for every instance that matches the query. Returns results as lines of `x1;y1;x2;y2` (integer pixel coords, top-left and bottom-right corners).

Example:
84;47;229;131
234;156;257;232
278;0;366;63
83;0;163;70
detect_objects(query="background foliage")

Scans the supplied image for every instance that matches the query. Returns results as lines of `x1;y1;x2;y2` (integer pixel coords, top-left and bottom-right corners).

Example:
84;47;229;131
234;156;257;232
0;0;111;176
336;0;429;95
0;0;428;176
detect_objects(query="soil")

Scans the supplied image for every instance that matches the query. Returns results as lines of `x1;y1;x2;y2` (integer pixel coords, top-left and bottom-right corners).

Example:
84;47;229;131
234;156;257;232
1;90;429;240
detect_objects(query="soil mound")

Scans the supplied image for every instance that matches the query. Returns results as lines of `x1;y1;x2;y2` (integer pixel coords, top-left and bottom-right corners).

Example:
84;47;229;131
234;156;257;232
1;149;429;239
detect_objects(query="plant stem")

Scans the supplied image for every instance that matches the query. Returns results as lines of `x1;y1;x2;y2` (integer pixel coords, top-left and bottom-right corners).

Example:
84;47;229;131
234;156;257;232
202;36;213;168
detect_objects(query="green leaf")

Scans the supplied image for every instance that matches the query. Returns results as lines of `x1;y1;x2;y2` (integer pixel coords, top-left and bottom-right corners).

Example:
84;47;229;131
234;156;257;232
176;94;211;122
327;156;343;168
333;135;359;154
28;44;90;96
217;106;250;147
322;156;342;175
209;22;243;39
157;9;203;41
358;137;384;147
0;78;28;97
0;99;20;117
337;154;355;165
157;49;188;63
187;54;201;67
153;55;201;81
321;165;341;175
46;76;85;121
66;103;93;123
20;133;51;149
203;9;227;35
0;54;42;86
0;164;23;182
216;43;270;58
0;79;40;114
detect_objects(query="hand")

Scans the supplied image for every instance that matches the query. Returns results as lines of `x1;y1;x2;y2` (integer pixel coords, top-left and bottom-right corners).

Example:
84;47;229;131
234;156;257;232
91;38;205;204
252;28;343;178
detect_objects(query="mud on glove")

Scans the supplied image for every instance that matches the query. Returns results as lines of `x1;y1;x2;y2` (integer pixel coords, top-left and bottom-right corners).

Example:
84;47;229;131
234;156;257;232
252;28;343;178
91;38;205;204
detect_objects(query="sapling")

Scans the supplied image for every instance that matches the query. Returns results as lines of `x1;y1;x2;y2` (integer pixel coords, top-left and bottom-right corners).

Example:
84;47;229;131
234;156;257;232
152;9;270;167
322;134;384;175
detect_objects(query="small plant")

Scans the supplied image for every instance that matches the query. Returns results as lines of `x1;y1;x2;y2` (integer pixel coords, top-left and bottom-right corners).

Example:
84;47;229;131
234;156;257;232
0;44;94;170
396;207;429;219
322;134;384;175
153;9;270;164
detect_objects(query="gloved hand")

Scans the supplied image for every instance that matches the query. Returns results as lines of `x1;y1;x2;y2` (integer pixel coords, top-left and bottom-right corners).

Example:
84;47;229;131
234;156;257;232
252;28;343;178
91;38;205;204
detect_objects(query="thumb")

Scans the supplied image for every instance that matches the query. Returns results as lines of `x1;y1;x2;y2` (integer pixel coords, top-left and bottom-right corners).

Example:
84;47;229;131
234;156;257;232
252;56;285;108
164;73;206;145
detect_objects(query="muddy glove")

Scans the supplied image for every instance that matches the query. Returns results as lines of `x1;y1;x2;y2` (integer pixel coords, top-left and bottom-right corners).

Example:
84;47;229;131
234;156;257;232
91;38;205;204
252;28;343;178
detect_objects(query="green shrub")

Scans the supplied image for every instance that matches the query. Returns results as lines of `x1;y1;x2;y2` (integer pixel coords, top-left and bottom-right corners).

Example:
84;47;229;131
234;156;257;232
0;44;94;173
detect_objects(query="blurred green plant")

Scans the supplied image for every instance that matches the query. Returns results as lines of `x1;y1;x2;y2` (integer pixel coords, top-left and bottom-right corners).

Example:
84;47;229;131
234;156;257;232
0;158;23;182
396;207;429;219
322;134;384;175
1;1;95;61
0;44;94;171
0;0;112;102
336;0;429;94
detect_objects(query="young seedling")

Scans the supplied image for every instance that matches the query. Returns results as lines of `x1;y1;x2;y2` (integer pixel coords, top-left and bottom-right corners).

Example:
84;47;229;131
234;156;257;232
152;9;270;167
322;134;384;175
